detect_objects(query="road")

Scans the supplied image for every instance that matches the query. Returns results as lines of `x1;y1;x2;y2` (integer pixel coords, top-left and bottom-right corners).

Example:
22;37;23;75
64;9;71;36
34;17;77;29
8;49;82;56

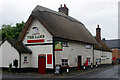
1;65;120;80
70;65;120;78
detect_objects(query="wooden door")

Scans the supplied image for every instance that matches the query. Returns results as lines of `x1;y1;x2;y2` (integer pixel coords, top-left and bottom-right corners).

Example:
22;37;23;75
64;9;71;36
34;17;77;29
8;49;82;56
78;56;82;70
38;56;46;74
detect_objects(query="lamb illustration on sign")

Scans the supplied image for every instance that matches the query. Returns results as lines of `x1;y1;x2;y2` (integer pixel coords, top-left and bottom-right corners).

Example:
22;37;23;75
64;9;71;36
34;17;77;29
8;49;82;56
32;27;40;35
55;41;62;51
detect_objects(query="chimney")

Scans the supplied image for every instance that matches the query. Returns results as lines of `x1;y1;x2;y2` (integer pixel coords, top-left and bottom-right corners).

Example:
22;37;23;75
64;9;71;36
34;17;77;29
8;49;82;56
96;25;101;44
58;4;69;15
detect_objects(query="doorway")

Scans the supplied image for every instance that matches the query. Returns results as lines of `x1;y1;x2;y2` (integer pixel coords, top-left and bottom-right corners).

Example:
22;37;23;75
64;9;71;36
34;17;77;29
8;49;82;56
78;56;82;70
38;55;46;74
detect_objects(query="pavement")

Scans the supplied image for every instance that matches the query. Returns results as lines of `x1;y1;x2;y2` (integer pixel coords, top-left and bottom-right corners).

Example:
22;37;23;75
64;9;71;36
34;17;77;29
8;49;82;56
1;66;107;78
1;65;120;80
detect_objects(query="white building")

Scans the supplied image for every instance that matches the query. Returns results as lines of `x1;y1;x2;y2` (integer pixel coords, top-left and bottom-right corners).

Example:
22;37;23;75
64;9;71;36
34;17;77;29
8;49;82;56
93;25;112;65
1;5;112;74
18;5;98;73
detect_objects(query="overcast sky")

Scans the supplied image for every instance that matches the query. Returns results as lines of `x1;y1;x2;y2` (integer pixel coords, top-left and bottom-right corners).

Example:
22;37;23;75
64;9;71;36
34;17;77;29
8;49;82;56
1;0;119;40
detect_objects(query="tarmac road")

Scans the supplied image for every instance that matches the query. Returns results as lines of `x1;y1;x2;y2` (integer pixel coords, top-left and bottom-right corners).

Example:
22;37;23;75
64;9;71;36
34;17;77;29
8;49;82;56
1;65;120;80
70;65;120;78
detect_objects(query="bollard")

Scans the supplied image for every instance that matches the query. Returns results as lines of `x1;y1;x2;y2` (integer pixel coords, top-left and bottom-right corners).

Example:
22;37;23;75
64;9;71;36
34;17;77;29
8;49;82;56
96;65;97;67
96;62;98;68
9;63;12;72
83;63;86;71
66;65;69;74
67;68;69;74
91;63;93;69
83;66;86;71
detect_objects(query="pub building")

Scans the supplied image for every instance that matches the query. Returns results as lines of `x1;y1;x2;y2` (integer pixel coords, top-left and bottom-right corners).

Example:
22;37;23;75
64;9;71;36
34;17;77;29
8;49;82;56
0;4;112;74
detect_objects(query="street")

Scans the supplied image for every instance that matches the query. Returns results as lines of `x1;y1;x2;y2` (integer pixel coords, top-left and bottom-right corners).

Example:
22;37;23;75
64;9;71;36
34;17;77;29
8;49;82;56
1;65;120;80
70;65;120;78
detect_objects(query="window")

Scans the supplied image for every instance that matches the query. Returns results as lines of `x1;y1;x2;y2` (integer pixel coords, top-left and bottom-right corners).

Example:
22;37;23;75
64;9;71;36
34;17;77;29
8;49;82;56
101;56;106;57
62;59;68;66
86;44;91;49
62;41;69;47
96;58;101;64
24;56;28;62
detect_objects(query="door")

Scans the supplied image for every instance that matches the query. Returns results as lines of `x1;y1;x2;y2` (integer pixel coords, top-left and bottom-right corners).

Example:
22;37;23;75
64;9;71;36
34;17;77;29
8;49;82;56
78;56;82;70
38;56;46;74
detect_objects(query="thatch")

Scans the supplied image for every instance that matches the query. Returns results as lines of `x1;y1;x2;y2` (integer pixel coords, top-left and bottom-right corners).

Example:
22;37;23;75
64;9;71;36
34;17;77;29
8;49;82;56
19;5;98;45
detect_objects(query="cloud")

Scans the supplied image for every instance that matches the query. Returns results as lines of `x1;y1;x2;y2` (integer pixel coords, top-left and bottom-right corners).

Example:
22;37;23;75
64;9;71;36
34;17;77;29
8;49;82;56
1;0;119;39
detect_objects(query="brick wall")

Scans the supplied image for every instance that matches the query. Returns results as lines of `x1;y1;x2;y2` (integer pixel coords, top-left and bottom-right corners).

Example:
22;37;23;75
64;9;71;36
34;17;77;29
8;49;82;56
112;48;120;59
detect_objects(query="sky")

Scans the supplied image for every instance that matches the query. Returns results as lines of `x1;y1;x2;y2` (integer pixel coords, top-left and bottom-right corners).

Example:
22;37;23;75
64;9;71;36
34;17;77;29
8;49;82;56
1;0;119;40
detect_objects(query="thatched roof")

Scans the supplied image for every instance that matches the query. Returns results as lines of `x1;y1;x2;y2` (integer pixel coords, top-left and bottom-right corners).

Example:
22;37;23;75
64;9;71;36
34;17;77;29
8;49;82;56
94;40;112;52
18;5;98;45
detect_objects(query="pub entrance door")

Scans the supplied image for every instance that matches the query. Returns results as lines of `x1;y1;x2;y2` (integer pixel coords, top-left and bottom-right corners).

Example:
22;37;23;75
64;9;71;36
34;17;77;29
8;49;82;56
38;55;46;74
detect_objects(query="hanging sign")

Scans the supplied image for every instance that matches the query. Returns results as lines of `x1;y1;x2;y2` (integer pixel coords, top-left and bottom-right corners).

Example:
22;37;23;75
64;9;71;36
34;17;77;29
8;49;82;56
55;41;62;51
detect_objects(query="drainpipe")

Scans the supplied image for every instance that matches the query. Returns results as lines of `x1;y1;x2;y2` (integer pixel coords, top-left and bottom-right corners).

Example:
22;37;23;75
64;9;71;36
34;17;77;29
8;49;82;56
53;37;55;70
19;53;21;68
93;45;94;66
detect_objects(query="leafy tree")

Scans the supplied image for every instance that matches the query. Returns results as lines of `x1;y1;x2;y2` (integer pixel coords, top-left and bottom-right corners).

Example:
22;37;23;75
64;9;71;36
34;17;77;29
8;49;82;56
0;21;25;40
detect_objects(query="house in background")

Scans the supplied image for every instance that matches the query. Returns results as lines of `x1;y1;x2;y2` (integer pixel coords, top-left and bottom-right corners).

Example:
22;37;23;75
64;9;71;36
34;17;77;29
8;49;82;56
103;39;120;61
93;25;112;65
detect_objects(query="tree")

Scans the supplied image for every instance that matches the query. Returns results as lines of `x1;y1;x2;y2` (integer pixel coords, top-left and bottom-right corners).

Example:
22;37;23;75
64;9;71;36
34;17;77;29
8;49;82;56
0;21;25;40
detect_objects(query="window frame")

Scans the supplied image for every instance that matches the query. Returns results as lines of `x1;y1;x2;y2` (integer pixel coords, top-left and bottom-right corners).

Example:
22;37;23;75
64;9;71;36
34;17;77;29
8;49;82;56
62;41;69;47
24;56;28;62
96;58;101;64
86;44;92;49
61;59;68;66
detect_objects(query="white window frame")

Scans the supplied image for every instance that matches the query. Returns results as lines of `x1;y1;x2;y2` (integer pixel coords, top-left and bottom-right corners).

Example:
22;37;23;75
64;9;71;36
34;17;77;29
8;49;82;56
62;41;69;47
24;56;28;62
86;44;91;49
96;58;101;64
61;59;68;66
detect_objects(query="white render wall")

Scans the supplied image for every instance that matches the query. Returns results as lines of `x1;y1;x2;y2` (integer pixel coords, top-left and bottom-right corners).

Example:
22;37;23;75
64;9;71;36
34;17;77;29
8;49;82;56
1;41;19;68
21;54;31;68
23;19;53;44
27;45;53;69
105;52;112;64
55;41;93;67
94;50;101;65
106;52;112;64
22;19;53;69
94;50;112;65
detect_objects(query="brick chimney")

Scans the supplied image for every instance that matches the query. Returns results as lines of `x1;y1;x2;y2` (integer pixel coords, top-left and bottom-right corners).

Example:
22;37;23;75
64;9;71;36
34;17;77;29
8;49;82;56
58;4;69;15
96;25;101;44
